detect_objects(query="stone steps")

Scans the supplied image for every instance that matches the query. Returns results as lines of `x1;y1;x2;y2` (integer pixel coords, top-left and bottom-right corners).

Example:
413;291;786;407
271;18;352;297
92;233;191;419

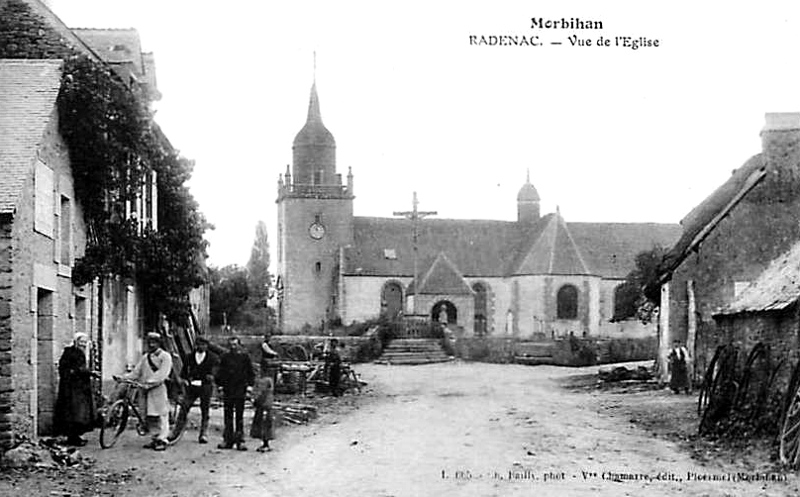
376;338;453;365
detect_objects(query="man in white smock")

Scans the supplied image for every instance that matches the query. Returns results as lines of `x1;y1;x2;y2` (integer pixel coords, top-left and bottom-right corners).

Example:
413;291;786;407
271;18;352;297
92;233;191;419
126;332;173;451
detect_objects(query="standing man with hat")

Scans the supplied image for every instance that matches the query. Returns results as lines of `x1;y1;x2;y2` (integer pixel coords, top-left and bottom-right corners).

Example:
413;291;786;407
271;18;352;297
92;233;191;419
126;332;173;451
177;336;219;444
215;335;255;450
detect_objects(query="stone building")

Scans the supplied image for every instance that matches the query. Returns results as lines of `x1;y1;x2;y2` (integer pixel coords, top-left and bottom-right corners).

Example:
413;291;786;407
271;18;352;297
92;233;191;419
276;81;681;337
0;0;163;445
713;239;800;376
656;112;800;381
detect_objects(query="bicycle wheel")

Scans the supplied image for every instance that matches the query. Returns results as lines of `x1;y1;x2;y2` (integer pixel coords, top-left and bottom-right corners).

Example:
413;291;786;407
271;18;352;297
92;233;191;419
167;400;188;445
99;399;129;449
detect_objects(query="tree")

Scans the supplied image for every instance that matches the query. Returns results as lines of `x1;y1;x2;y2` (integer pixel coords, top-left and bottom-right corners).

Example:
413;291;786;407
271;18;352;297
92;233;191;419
613;245;667;323
241;221;276;332
209;265;249;327
246;221;271;301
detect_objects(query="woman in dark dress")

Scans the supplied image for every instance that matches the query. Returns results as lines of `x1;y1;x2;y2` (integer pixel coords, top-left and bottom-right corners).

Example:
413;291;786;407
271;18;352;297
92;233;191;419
669;339;690;394
54;333;95;446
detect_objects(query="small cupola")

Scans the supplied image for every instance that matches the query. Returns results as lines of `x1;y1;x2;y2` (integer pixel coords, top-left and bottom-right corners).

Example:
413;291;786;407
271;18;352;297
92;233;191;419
517;170;540;224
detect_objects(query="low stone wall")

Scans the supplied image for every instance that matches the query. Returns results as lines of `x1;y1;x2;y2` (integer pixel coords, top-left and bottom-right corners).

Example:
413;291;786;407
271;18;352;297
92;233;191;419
205;332;381;364
455;336;656;367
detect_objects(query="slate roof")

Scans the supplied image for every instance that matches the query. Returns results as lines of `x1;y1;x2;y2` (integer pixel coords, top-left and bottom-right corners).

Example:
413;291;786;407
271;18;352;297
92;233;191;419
570;222;683;279
0;59;62;214
409;252;474;295
343;214;682;280
344;217;520;277
512;212;591;276
658;154;767;284
717;239;800;316
72;28;143;73
294;82;335;147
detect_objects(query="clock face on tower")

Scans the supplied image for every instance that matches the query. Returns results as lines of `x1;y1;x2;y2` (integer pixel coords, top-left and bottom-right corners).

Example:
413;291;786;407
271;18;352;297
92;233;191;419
309;222;326;240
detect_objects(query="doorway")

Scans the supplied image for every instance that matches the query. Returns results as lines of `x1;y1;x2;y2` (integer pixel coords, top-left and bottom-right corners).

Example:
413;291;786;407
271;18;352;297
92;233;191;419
381;281;403;319
37;289;55;435
431;300;457;325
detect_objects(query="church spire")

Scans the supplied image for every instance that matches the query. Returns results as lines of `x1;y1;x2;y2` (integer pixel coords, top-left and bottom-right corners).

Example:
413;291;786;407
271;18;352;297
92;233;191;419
306;82;323;124
292;60;336;185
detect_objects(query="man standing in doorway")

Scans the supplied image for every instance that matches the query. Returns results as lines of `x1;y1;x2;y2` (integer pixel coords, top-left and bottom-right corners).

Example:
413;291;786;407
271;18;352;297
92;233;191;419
215;336;254;450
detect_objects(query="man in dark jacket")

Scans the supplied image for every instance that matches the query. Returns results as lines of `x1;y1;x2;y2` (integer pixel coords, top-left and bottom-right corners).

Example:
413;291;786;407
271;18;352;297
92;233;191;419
178;336;219;443
215;336;255;450
326;339;342;397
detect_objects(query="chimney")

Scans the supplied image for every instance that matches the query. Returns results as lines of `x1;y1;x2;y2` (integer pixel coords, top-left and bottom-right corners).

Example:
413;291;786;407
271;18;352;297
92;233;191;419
758;112;800;202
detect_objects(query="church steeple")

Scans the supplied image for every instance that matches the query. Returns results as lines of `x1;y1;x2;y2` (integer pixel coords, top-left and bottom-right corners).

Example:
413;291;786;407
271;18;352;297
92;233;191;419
306;82;322;124
292;76;336;185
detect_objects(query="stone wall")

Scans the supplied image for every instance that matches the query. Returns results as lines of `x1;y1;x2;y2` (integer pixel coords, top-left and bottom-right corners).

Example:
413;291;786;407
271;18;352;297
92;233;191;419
206;332;380;365
455;335;656;366
667;118;800;378
0;215;14;449
711;309;800;397
277;195;353;332
8;111;91;438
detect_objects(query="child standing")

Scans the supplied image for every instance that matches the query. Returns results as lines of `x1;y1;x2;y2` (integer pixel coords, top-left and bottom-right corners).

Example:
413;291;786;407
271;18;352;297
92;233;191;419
250;374;275;452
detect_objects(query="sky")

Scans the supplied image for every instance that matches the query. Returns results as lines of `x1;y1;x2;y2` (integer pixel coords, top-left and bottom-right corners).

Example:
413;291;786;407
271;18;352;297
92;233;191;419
50;0;800;268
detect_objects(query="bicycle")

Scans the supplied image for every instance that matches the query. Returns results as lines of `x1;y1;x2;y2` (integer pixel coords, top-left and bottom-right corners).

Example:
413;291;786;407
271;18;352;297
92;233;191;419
99;376;188;449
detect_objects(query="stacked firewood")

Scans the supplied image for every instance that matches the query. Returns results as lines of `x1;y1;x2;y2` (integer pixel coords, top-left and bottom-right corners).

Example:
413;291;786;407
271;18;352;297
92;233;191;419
274;401;317;425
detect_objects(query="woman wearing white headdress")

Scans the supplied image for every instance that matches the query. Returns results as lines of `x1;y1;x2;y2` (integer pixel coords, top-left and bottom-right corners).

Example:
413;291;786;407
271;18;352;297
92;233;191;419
54;333;96;446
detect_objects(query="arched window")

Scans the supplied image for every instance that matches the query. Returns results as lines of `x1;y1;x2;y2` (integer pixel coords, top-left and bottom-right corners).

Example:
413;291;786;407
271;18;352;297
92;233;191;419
557;285;578;319
473;282;488;335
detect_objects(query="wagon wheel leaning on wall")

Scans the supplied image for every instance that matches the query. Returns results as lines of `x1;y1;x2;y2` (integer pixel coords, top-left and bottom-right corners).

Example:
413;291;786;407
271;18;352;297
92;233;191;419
733;343;767;412
697;345;727;417
778;359;800;467
698;344;739;436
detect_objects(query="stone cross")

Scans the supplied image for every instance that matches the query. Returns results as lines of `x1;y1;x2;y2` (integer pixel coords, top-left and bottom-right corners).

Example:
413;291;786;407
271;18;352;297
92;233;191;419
393;192;437;315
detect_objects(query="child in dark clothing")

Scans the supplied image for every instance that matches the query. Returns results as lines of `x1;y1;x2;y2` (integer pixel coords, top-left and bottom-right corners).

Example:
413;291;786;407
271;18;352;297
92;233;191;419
250;374;275;452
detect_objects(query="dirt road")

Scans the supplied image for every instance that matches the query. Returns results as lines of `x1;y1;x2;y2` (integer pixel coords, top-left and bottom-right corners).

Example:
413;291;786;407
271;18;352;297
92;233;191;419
20;362;800;496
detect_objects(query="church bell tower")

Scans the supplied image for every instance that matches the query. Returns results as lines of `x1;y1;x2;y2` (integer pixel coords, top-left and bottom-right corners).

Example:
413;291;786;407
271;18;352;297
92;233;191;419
276;79;354;332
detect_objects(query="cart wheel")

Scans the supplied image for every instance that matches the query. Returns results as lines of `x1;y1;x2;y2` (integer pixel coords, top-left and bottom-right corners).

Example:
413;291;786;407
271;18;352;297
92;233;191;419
99;400;129;449
699;344;738;435
284;344;309;362
698;345;725;417
780;384;800;467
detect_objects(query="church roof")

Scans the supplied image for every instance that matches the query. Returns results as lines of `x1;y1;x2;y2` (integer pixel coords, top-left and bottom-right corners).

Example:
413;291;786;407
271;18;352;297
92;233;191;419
569;222;683;279
344;217;520;277
342;214;681;280
293;82;335;147
0;59;62;214
408;252;474;295
511;212;591;276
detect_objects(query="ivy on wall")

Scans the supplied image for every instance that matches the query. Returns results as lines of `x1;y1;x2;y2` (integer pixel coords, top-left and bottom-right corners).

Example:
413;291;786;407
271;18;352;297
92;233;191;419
57;55;210;322
0;0;209;323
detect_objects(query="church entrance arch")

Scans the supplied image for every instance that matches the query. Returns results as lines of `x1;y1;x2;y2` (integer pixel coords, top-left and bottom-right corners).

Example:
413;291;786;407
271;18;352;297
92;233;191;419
431;300;457;325
381;281;404;319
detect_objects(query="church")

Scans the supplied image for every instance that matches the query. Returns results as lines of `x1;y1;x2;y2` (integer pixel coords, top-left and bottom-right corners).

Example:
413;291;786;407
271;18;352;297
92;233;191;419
276;81;681;337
